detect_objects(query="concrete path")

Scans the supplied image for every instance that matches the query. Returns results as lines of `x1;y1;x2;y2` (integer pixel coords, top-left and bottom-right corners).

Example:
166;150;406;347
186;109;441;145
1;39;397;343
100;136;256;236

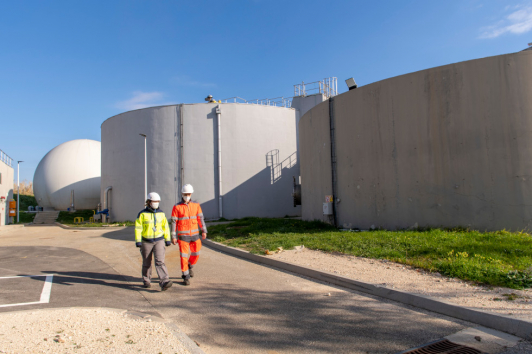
0;226;511;353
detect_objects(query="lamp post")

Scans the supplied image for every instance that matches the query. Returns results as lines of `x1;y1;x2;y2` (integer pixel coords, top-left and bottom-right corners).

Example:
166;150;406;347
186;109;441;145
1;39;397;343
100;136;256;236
17;161;23;223
139;134;147;200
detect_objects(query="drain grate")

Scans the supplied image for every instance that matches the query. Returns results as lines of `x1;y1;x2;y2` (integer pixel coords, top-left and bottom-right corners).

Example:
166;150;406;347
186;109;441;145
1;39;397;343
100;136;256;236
400;339;483;354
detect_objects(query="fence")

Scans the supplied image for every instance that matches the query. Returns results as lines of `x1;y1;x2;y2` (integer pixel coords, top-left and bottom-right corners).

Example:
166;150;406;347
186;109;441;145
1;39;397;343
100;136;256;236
221;77;338;109
294;77;338;98
221;96;292;108
0;149;13;167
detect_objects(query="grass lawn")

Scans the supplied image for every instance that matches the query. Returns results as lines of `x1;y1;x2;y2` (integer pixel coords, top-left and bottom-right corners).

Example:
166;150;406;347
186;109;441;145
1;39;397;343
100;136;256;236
208;217;532;289
12;211;36;224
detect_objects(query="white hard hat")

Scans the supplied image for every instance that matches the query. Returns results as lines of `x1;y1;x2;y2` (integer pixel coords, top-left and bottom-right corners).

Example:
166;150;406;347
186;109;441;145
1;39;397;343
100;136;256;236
181;184;194;193
147;192;161;201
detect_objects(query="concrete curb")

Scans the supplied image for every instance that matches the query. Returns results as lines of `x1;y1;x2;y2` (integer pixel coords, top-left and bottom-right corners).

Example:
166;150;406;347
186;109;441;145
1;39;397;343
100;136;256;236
53;222;130;231
203;239;532;340
0;307;205;354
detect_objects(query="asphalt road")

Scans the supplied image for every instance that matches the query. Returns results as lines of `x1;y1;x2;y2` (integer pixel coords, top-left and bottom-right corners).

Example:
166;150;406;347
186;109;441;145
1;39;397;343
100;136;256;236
0;225;481;353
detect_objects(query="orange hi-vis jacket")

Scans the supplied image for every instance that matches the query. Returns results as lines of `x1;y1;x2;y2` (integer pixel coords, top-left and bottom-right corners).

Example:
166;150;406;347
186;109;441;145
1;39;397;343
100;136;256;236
171;201;207;242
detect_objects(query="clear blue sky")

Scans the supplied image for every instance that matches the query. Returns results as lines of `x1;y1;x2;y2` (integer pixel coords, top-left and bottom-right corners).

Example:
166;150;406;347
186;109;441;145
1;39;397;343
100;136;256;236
1;0;531;183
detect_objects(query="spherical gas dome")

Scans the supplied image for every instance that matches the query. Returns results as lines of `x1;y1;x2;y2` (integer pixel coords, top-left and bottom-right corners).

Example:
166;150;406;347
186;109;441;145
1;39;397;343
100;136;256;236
33;139;101;210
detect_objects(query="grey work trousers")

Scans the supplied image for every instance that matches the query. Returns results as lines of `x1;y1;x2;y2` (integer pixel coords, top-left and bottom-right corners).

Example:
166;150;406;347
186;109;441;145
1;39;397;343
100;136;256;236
140;240;170;286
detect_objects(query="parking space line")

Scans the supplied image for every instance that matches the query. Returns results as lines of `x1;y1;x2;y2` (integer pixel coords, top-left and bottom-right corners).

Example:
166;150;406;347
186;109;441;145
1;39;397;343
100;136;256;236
39;275;53;303
0;274;54;308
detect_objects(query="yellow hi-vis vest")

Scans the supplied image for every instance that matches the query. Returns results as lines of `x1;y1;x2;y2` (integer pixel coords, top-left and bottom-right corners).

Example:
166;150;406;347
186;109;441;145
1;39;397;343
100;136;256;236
135;208;171;243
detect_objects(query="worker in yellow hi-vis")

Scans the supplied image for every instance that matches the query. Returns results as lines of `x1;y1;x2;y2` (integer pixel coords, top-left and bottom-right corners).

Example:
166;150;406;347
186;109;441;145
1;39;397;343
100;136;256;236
135;192;173;291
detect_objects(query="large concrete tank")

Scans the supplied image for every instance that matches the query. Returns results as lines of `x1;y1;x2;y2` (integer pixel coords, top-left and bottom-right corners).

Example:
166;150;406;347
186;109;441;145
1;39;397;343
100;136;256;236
33;139;101;210
101;103;299;221
300;50;532;231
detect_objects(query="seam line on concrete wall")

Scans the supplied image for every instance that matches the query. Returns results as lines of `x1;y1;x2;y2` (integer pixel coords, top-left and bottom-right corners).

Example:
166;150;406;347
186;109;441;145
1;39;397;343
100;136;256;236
329;97;338;227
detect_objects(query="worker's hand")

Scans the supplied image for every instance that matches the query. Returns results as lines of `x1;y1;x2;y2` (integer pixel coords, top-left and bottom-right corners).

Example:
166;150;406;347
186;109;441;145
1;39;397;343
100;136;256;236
172;238;178;245
135;242;142;248
165;241;171;247
201;233;207;240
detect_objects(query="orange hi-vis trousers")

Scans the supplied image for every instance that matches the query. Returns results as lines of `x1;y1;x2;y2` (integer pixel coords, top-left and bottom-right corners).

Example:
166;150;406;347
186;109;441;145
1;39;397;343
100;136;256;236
178;239;201;279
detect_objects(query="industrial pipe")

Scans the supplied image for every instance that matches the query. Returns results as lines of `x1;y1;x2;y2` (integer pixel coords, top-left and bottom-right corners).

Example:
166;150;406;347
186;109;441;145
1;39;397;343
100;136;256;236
216;105;223;218
70;190;75;211
103;186;112;222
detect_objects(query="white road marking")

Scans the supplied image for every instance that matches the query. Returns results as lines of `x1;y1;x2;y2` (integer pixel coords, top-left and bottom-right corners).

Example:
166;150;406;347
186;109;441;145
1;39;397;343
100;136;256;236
0;274;54;308
39;275;53;303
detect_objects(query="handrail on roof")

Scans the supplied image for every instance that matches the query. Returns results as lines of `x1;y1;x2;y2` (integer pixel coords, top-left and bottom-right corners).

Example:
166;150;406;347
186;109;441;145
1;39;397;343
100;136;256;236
0;149;13;167
219;77;337;109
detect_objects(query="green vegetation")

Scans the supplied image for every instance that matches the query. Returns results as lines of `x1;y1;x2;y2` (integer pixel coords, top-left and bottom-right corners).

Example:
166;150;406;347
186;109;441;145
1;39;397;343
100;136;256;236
57;210;134;227
57;210;96;224
208;217;532;289
12;211;36;224
12;194;37;211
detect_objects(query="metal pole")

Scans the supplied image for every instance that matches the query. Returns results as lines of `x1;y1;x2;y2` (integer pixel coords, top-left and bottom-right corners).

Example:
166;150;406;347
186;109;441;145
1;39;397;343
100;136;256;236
140;134;147;200
17;161;23;223
216;105;223;218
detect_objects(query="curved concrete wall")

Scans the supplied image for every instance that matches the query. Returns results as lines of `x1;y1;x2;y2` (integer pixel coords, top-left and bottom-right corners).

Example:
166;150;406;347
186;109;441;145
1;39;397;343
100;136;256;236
33;139;101;210
300;51;532;231
101;103;299;221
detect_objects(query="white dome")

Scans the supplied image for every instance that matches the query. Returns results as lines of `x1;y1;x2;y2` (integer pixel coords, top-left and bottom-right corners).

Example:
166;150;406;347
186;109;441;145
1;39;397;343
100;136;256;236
33;139;101;210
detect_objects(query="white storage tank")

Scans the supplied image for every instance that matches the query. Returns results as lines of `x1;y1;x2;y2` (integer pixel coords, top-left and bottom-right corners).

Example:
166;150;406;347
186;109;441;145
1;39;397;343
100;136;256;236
33;139;101;210
101;103;300;221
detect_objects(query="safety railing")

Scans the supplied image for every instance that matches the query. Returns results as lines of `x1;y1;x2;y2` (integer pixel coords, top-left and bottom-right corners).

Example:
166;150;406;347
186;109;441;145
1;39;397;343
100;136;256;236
221;96;292;108
294;77;338;98
0;149;13;167
220;76;337;108
220;97;248;103
270;151;297;184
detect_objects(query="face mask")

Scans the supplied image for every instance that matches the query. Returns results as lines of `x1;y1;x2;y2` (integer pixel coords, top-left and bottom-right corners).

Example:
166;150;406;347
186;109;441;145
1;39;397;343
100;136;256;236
182;195;191;202
150;202;160;209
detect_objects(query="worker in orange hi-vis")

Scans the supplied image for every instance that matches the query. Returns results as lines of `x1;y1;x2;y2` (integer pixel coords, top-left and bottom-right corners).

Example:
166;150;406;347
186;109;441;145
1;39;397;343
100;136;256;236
171;184;207;285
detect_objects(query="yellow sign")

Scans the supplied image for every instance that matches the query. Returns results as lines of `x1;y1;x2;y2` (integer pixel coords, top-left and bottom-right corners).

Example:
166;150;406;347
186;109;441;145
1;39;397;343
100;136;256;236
325;195;333;203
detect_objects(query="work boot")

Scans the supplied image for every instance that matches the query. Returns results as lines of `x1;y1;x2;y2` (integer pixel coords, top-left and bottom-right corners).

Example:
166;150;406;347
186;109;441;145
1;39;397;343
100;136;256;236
143;282;151;289
188;265;194;278
184;278;190;286
161;280;173;291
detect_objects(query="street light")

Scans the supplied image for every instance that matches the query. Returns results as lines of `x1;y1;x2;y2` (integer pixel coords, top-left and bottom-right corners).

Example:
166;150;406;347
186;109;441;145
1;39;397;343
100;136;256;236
345;77;358;90
17;161;23;223
139;134;147;200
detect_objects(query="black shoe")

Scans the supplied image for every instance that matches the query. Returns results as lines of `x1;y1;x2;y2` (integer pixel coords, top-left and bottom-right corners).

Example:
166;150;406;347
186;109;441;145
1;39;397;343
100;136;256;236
183;278;190;286
189;267;194;278
143;282;151;289
161;281;173;291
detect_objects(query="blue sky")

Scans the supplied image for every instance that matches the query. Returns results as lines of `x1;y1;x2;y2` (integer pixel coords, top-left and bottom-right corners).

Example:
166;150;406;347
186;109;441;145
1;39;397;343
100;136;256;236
1;0;532;183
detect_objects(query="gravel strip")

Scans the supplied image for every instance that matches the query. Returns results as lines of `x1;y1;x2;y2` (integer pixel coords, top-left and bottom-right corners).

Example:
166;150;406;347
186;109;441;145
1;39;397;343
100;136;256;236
267;247;532;320
0;308;193;354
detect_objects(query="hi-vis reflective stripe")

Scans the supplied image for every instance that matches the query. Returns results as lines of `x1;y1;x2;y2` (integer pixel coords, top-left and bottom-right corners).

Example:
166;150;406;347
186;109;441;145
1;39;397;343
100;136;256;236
183;270;189;275
180;253;190;258
190;251;200;256
197;213;204;217
178;229;199;234
143;221;154;224
178;217;190;220
180;235;200;242
171;216;178;221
